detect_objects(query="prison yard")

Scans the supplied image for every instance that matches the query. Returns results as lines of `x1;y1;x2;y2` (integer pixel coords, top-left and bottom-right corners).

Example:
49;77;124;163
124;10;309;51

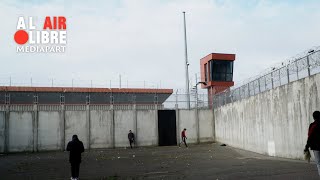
1;46;320;179
0;143;318;180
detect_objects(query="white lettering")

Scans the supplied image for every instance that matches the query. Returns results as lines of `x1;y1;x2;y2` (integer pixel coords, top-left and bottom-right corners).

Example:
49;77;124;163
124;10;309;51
16;46;66;53
29;17;36;30
29;31;35;44
17;17;26;29
16;46;24;52
50;31;59;44
36;31;41;44
41;31;50;44
25;46;29;53
29;46;36;52
59;31;67;44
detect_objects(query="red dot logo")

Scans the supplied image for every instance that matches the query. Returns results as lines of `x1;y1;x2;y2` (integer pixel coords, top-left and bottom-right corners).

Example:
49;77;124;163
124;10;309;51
14;30;29;45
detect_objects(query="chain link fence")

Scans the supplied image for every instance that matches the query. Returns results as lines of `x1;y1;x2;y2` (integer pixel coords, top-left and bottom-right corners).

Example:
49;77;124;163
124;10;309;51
0;91;209;110
0;78;164;89
214;47;320;108
163;93;210;109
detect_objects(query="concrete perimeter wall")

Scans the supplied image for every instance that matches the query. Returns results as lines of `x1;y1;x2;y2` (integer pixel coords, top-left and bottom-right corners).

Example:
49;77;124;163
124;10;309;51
0;106;214;153
178;110;197;143
65;111;88;149
114;110;135;147
38;111;62;151
90;110;113;149
214;73;320;159
9;112;33;152
137;110;157;146
0;112;4;152
199;110;214;142
177;109;214;144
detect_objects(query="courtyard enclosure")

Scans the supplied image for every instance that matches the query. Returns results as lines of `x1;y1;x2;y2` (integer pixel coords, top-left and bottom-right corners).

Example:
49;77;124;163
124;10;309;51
2;72;319;160
0;106;214;153
214;73;320;159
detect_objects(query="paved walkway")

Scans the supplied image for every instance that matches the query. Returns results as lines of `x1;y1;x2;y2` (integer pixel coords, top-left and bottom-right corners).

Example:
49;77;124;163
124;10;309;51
0;143;318;179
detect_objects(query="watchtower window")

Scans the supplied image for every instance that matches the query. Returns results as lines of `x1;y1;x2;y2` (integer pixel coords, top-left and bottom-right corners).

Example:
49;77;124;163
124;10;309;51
210;60;233;82
204;63;208;82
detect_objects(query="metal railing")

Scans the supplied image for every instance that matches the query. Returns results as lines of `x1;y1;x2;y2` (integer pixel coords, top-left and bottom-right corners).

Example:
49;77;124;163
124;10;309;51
213;47;320;108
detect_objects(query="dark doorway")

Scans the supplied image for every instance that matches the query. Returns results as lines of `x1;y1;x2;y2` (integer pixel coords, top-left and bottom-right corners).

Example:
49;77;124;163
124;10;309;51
158;110;177;146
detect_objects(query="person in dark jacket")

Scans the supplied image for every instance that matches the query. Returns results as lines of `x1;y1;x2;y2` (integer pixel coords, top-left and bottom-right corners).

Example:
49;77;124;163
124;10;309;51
128;130;135;149
305;111;320;176
67;135;84;180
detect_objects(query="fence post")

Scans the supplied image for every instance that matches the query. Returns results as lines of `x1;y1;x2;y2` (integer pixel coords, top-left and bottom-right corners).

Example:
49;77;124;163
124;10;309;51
264;76;267;90
271;72;274;89
258;78;261;93
32;104;39;152
287;65;290;83
86;104;90;150
176;108;180;145
196;104;200;144
278;69;281;86
110;93;115;148
223;92;227;105
175;92;178;109
60;104;65;151
247;83;250;98
154;94;158;109
111;107;115;149
154;98;159;146
295;61;299;80
133;100;137;147
307;55;311;76
4;104;9;153
212;94;214;110
230;91;233;103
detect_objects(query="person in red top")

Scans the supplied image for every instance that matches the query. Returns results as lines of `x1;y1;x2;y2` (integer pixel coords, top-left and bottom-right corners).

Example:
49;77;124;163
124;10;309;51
305;111;320;176
179;128;188;147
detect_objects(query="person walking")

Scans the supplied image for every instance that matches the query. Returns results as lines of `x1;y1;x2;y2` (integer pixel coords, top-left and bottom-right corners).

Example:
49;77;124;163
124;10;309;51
179;128;188;147
67;135;84;180
128;130;135;149
305;111;320;176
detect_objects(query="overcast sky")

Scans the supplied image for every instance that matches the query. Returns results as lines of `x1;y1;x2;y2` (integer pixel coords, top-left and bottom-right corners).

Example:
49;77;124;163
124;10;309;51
0;0;319;92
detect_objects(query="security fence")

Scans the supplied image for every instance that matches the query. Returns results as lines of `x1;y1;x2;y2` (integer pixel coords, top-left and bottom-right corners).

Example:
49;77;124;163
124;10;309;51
213;47;320;108
163;93;210;109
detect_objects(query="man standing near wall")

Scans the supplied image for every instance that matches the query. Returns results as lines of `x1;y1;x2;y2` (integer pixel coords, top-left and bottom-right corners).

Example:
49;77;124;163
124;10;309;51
305;111;320;176
179;128;188;147
67;135;85;180
128;130;135;149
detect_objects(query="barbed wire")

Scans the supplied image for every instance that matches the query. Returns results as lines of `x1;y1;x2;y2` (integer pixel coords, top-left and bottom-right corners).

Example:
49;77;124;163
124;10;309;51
0;77;167;89
214;46;320;108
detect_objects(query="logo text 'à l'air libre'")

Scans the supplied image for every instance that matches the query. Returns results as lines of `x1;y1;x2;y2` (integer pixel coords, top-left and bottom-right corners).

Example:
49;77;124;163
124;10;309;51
14;16;67;53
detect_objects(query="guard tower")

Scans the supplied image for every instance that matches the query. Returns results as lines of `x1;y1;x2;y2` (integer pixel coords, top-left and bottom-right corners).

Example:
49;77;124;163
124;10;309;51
200;53;236;106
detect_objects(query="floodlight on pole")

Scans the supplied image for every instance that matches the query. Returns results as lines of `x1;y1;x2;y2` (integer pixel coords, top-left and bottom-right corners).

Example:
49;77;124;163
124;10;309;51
183;11;190;109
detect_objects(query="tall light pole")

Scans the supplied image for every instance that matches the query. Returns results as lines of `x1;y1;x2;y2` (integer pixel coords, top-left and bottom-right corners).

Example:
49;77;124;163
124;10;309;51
183;11;190;109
